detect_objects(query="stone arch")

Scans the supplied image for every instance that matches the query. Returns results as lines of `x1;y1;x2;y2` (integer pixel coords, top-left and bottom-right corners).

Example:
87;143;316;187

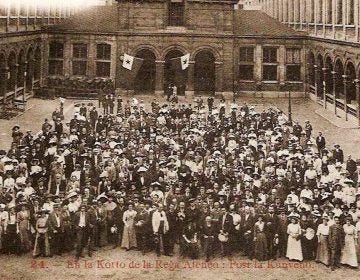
194;49;216;95
345;60;356;102
134;48;156;94
34;46;42;81
191;45;221;62
132;44;161;61
324;55;333;94
164;48;186;96
26;47;35;90
307;50;316;86
17;49;26;88
162;45;189;61
316;53;324;97
334;58;345;98
7;51;17;93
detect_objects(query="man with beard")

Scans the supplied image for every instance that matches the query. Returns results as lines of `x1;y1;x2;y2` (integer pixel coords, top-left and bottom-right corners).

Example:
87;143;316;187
165;203;178;256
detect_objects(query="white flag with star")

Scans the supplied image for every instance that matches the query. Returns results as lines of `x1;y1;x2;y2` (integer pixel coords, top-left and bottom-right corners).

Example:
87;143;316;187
181;53;190;70
122;53;135;70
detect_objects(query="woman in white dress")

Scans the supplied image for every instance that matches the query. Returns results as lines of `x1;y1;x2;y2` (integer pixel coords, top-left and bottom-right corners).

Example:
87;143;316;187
316;216;330;265
340;217;358;268
286;216;303;261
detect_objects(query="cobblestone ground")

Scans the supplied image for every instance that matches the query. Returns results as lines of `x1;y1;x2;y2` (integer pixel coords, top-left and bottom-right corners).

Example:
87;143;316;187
0;96;359;280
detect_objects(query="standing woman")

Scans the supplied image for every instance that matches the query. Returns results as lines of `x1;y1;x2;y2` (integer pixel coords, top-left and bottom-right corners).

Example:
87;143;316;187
121;203;137;251
17;203;31;254
340;217;358;268
253;214;268;261
286;216;303;261
316;216;330;265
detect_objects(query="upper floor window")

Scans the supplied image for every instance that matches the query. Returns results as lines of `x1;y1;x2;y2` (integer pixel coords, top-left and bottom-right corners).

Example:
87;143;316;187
168;0;184;26
263;47;277;63
96;44;111;77
337;0;343;24
72;43;88;76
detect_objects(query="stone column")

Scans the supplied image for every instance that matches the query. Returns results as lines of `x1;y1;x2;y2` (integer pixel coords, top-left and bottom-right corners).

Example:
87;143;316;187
215;62;223;95
355;79;360;126
155;60;164;96
279;45;285;83
313;64;318;96
322;67;327;108
88;39;96;78
331;71;337;115
27;58;35;91
187;61;195;91
342;74;348;120
254;45;262;82
63;36;72;76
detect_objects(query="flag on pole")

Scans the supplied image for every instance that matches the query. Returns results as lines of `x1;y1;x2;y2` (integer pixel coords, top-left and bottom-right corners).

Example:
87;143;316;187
170;53;190;86
119;53;144;89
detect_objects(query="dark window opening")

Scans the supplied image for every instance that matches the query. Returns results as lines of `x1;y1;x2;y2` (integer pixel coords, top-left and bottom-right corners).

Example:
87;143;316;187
168;1;184;26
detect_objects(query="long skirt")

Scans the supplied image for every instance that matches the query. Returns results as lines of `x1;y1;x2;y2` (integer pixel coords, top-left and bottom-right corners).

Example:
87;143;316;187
340;235;358;267
254;232;268;261
121;225;137;249
286;236;303;261
19;222;31;252
316;235;329;265
33;233;51;257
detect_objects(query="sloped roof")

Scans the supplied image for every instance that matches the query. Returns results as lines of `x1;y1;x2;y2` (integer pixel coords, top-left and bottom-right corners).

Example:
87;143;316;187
47;6;304;38
46;6;119;33
234;10;303;37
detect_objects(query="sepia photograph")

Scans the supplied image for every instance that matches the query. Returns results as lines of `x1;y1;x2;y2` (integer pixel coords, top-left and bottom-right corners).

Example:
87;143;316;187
0;0;359;279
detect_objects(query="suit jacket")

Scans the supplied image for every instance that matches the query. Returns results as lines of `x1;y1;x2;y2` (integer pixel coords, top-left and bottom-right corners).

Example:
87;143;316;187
328;224;345;249
264;213;280;236
219;213;234;234
73;211;91;229
241;213;255;234
49;180;66;195
48;212;64;233
134;210;151;234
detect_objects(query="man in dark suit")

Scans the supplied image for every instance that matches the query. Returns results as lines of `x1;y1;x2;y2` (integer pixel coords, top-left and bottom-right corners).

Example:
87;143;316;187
218;207;234;257
134;202;151;255
333;144;344;163
111;200;126;248
241;205;255;258
48;204;64;256
346;155;357;177
315;132;326;155
264;205;280;260
328;216;345;271
73;204;90;259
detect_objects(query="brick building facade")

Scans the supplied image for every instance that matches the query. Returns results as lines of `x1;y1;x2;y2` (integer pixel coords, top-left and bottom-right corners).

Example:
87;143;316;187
0;1;307;101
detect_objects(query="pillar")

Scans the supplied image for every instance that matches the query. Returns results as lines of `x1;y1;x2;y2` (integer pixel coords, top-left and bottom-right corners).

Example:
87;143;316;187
155;60;164;94
27;58;35;91
88;39;96;78
187;61;195;91
322;67;327;108
343;74;348;120
215;62;223;94
279;45;285;83
64;36;72;76
314;64;319;96
332;71;337;114
355;79;360;126
254;45;262;82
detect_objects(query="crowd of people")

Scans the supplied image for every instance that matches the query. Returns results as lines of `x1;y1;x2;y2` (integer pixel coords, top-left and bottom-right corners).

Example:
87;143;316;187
0;96;359;272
